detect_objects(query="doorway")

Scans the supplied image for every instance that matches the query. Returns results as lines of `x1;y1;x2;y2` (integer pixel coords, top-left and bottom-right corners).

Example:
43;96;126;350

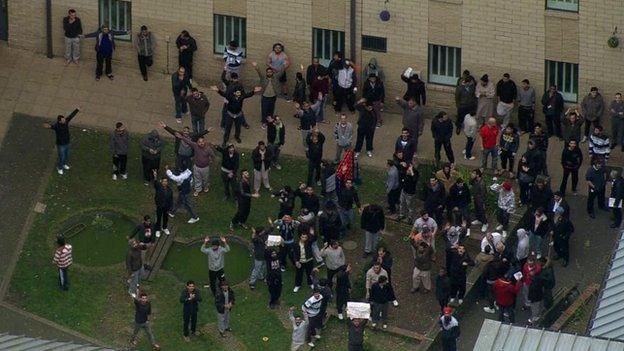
0;0;7;41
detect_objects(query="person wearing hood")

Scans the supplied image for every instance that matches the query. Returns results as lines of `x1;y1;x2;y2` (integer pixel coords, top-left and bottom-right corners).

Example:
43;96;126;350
455;77;477;134
493;274;522;323
110;121;129;180
610;92;624;150
491;181;515;238
581;87;605;142
133;25;155;81
223;40;245;77
140;130;164;184
363;74;386;127
334;59;357;113
165;165;199;224
516;229;530;265
475;74;495;125
363;58;385;82
401;72;426;106
83;24;129;80
541;85;564;138
528;207;549;259
551;206;574;267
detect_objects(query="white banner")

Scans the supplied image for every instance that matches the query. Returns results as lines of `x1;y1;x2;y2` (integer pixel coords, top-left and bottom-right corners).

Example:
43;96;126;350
347;302;371;319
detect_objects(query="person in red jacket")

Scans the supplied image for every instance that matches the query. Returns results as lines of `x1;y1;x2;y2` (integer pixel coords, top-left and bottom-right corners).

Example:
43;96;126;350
521;256;542;308
493;275;522;322
480;117;499;171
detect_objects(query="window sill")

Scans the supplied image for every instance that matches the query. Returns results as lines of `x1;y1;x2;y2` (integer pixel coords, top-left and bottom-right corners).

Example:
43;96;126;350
430;0;462;4
426;83;456;93
544;9;579;20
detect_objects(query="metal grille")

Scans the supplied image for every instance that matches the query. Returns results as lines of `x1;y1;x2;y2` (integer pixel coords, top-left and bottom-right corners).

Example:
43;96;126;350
428;44;461;86
362;35;387;53
313;28;345;66
213;14;246;54
545;60;579;102
99;0;131;41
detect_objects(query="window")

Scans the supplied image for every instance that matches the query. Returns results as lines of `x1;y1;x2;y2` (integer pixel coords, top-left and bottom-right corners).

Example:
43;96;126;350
313;28;345;66
428;44;461;86
545;60;578;102
362;35;387;53
99;0;131;41
546;0;579;12
213;14;246;55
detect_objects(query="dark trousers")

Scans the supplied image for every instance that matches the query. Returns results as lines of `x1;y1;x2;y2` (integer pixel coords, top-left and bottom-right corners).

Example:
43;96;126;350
518;106;535;133
519;182;531;205
183;309;198;336
179;57;193;79
500;305;515;323
465;137;475;158
387;188;401;214
58;267;69;291
327;268;338;288
95;53;112;77
500;150;515;172
261;96;277;124
307;314;322;342
221;172;237;199
450;278;467;299
587;187;606;214
456;105;474;130
142;156;160;182
545;113;562;137
232;199;251;224
614;207;623;227
474;200;488;224
112;154;127;175
137;54;153;77
497;209;510;230
434;139;455;164
336;290;349;313
280;243;295;268
176;154;192;171
209;269;224;296
354;127;375;152
172;192;197;218
560;168;579;194
584;119;601;137
223;116;242;145
307;160;321;185
268;144;281;166
553;239;570;263
295;260;314;287
174;95;188;118
267;276;282;306
334;87;355;112
191;117;205;134
155;206;170;231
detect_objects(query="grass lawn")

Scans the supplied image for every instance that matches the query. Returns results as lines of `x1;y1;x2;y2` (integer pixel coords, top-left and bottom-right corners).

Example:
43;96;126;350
8;125;421;350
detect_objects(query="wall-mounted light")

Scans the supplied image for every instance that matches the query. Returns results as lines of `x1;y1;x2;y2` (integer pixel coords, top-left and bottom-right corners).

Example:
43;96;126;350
379;0;390;22
608;27;619;48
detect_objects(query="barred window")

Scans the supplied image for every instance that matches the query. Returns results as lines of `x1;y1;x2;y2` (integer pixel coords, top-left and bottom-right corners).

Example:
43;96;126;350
313;28;345;66
428;44;461;86
362;35;387;53
214;14;246;55
545;60;579;102
99;0;131;41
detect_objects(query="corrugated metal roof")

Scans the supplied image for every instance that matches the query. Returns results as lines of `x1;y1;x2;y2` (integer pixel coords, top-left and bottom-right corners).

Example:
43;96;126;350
474;319;624;351
590;230;624;341
0;333;115;350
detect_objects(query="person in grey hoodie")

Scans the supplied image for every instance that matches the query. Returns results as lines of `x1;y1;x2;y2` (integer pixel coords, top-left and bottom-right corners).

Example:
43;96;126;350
395;96;424;151
581;87;605;141
110;122;129;180
609;92;624;150
462;113;477;160
333;114;353;162
515;228;530;265
363;57;385;82
288;307;308;351
133;25;155;81
386;160;400;215
140;130;164;184
200;236;230;296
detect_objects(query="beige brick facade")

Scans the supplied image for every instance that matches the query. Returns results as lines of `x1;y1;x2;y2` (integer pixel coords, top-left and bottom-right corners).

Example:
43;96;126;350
5;0;624;114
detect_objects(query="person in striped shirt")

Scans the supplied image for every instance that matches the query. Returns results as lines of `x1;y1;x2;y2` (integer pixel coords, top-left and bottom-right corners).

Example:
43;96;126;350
52;237;73;291
589;125;611;164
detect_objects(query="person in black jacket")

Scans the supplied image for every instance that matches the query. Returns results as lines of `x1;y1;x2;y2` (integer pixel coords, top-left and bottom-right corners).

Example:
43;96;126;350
266;115;286;169
529;123;549;175
216;144;240;201
447;245;475;305
319;201;342;243
180;280;202;341
131;291;159;349
424;178;447;227
306;57;327;89
560;139;583;195
63;9;82;64
363;74;386;127
171;66;192;121
43;108;80;174
306;130;325;186
610;170;624;228
447;178;471;223
176;30;197;79
337;179;361;234
550;207;574;267
399;163;419;223
401;72;427;106
251;141;274;194
293;232;315;292
231;170;259;229
541;84;565;138
530;179;553;212
354;99;377;157
211;85;262;145
369;275;392;328
431;111;455;165
215;280;235;337
335;264;351;320
273;186;295;218
395;128;416;163
165;165;199;224
361;204;385;257
528;207;550;258
295;183;320;214
436;268;452;313
440;307;460;351
266;249;283;308
152;172;173;237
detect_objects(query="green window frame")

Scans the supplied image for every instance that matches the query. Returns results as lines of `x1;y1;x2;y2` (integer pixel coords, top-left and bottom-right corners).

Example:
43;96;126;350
213;14;246;55
98;0;131;41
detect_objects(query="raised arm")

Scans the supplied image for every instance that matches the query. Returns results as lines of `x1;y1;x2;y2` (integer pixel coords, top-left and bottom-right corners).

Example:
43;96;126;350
66;108;80;122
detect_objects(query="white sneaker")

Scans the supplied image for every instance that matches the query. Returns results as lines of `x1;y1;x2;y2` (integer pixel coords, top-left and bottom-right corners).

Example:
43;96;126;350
449;298;456;304
63;165;70;170
581;136;587;143
371;323;377;328
314;335;321;340
121;173;128;179
57;169;64;175
382;324;387;329
471;220;481;225
130;293;137;299
168;212;175;218
366;151;373;157
188;217;200;224
469;156;476;160
483;307;496;314
164;229;171;235
502;231;508;238
466;229;471;237
310;284;315;289
392;300;399;307
458;299;463;305
338;313;344;320
293;286;300;293
354;152;360;158
481;224;489;233
495;225;504;231
307;342;315;347
112;174;117;180
462;149;466;154
155;231;161;238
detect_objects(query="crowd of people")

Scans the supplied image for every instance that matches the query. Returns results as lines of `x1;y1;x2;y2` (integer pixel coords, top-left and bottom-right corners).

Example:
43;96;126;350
46;8;624;351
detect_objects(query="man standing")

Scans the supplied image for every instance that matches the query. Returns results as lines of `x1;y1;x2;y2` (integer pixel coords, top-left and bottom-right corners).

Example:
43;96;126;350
455;77;477;134
369;275;392;329
153;173;173;237
610;92;624;150
176;30;197;80
131;291;160;350
551;207;574;267
440;307;460;351
126;239;147;295
362;74;385;127
470;169;489;232
212;85;262;145
133;25;155;81
294;100;320;150
253;61;279;127
386;160;401;215
200;236;230;296
517;79;536;134
610;170;624;228
252;141;273;194
560;139;583;195
172;67;192;122
177;133;214;196
541;85;565;138
495;73;517;129
180;280;202;342
185;87;210;134
347;318;368;351
249;227;268;290
289;307;309;351
140;130;164;185
83;24;128;81
396;97;424;152
53;237;72;291
267;43;291;99
302;289;324;347
216;144;240;201
399;163;419;223
354;99;377;158
267;115;286;169
62;9;82;65
165;165;199;224
412;241;435;293
215;280;235;337
475;75;495;125
110;122;129;181
334;114;353;162
581;87;605;143
334;60;357;113
480;117;499;171
337;179;361;233
223;40;245;77
43;108;80;175
231;170;259;229
306;130;325;186
431;111;455;165
361;204;385;257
